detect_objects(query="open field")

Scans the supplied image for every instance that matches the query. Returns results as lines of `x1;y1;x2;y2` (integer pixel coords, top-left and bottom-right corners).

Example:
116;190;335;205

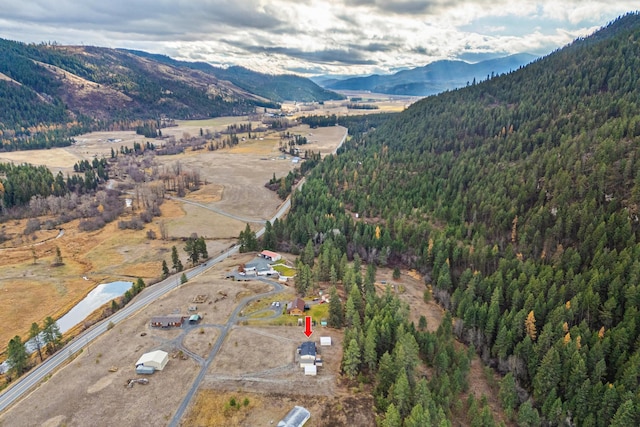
0;118;346;358
282;91;417;119
0;113;509;425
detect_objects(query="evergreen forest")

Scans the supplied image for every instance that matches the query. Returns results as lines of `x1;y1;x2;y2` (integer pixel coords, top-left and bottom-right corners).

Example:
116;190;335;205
276;13;640;426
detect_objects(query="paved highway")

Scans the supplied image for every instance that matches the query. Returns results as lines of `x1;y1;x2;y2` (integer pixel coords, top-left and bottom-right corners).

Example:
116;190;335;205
0;125;348;417
0;247;237;414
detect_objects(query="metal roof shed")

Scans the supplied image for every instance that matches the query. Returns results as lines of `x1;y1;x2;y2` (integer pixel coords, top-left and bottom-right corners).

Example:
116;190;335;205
277;406;311;427
320;336;332;346
135;350;169;371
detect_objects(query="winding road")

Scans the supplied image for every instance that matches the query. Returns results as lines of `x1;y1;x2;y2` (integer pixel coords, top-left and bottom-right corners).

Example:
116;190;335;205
168;277;284;427
0;125;348;418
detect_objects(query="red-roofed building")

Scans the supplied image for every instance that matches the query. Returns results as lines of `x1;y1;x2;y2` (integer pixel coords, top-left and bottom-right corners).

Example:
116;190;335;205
260;250;282;262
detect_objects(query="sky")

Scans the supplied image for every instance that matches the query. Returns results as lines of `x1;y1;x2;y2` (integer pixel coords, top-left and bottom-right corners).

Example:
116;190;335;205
0;1;636;76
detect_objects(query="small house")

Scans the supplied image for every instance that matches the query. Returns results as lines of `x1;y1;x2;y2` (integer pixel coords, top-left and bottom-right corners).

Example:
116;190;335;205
299;341;316;367
288;297;306;316
320;337;332;346
260;250;282;262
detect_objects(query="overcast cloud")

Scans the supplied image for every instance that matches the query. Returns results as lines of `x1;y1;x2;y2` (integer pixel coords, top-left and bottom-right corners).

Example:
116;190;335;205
0;0;636;75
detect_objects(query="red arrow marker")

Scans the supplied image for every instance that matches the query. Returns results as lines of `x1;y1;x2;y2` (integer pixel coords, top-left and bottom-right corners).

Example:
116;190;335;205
304;316;313;338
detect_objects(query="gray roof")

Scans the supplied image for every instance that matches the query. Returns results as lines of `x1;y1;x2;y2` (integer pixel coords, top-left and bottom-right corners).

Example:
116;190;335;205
277;406;311;427
300;341;316;357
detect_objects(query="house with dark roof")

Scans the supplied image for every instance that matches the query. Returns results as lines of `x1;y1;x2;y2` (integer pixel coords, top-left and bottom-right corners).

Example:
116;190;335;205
287;297;306;316
298;341;316;367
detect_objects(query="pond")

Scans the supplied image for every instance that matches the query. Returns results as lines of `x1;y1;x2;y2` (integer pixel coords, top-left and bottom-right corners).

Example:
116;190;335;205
0;280;132;374
56;280;133;334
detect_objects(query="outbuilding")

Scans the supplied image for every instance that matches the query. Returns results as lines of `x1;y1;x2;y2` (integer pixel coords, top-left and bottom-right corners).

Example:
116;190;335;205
150;315;185;328
304;365;317;376
320;337;332;346
277;406;311;427
135;350;169;371
260;250;282;262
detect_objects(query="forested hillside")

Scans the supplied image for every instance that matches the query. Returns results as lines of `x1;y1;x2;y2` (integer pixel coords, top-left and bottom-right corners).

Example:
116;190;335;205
124;50;344;103
0;39;279;151
280;12;640;426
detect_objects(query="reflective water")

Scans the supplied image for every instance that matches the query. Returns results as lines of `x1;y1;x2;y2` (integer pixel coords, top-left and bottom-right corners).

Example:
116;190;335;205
0;280;132;374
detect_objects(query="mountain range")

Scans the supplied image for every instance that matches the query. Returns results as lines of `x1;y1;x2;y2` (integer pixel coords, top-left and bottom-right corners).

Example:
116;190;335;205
0;39;343;150
316;53;538;96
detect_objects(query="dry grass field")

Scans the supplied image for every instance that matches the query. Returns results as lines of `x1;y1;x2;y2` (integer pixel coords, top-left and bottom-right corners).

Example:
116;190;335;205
0;119;345;361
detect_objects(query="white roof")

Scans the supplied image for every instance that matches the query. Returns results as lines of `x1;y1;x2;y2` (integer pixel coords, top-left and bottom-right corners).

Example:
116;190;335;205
135;350;168;370
320;337;332;346
277;406;311;427
304;365;317;376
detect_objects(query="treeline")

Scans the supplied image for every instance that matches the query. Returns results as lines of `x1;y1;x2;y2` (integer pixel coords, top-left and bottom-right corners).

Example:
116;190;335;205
284;234;498;426
300;113;395;135
4;317;62;382
0;160;109;212
277;13;640;426
346;103;379;110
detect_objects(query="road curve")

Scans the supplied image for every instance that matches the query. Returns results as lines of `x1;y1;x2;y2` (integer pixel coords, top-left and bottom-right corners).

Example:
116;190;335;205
168;277;284;427
0;125;349;417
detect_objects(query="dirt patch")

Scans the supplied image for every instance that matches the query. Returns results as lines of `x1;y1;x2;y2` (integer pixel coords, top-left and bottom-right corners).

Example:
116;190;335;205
374;268;444;332
87;374;114;394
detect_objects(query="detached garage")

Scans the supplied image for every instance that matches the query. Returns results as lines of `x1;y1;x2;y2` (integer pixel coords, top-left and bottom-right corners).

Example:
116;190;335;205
135;350;169;371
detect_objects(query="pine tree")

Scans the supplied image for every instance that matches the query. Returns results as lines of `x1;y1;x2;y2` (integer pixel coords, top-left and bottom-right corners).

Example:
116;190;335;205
171;246;183;272
517;400;541;427
498;372;518;419
161;260;169;278
42;316;62;354
184;237;200;265
392;370;412;418
328;285;343;328
533;347;561;402
383;403;401;427
342;338;361;379
405;404;430;427
29;322;43;362
7;335;28;378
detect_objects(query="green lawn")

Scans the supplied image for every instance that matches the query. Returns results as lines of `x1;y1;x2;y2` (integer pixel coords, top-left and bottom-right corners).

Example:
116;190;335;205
272;263;296;276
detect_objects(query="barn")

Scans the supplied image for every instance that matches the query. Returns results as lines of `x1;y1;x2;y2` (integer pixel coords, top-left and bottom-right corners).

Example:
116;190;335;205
135;350;169;371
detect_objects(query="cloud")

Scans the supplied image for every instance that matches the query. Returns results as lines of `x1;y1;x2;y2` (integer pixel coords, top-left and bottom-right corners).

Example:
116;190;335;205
0;0;636;75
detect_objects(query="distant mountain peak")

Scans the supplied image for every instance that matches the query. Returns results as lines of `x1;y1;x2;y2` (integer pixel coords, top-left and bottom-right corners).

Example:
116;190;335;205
321;53;538;96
